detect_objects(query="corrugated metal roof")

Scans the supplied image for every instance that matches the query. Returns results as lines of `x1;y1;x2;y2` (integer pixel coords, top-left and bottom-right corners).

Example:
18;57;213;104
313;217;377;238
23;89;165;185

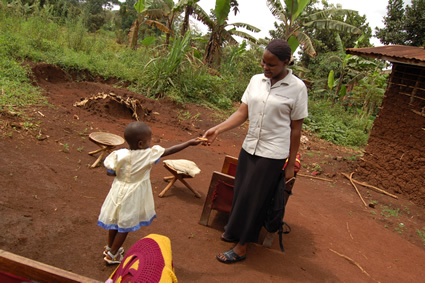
346;45;425;67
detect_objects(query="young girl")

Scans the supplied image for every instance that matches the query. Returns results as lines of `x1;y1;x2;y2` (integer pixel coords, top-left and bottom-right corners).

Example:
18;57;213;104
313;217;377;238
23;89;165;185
98;121;202;264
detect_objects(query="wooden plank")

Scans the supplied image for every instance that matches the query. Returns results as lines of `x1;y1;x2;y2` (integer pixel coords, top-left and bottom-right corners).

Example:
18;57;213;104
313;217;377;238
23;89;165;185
0;250;102;283
388;82;425;93
399;92;425;101
221;155;238;176
411;109;425;117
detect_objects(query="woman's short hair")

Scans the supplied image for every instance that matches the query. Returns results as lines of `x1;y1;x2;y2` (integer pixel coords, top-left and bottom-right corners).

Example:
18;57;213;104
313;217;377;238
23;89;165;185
266;39;292;62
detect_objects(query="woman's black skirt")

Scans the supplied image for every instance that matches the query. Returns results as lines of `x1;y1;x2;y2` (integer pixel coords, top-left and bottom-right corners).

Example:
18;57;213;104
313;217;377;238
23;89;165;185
224;148;286;244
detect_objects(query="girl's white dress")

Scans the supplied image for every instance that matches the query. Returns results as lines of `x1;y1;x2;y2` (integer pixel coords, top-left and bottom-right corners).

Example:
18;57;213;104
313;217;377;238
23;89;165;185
97;145;165;233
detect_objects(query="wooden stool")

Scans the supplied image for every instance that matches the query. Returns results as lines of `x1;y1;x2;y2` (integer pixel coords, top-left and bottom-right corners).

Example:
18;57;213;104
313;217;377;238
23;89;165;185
88;132;124;168
159;162;201;198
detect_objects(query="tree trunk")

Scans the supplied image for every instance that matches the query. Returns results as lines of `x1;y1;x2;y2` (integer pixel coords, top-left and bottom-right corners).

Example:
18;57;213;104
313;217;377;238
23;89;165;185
129;19;140;50
181;6;192;37
204;29;221;68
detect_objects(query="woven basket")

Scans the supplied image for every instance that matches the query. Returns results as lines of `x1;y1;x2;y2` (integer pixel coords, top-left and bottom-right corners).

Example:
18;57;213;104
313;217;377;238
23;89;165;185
89;132;125;146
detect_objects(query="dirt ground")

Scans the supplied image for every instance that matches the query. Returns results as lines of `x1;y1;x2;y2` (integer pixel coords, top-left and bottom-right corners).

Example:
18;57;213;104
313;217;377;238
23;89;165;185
1;63;425;282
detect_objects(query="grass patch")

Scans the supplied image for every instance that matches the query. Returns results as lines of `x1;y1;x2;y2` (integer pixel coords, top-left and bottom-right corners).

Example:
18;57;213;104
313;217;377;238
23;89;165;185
381;207;400;218
0;57;47;113
417;228;425;246
304;102;371;147
395;223;406;234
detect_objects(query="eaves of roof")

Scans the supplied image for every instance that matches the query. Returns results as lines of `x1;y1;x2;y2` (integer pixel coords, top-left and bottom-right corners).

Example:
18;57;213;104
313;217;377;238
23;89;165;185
346;45;425;67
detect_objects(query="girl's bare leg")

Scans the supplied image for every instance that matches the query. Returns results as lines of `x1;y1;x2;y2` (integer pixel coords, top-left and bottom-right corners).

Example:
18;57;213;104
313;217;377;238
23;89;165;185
110;232;128;255
108;229;118;248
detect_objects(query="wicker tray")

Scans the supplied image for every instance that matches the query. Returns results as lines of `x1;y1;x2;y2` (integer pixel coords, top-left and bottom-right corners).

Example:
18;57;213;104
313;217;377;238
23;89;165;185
89;132;125;146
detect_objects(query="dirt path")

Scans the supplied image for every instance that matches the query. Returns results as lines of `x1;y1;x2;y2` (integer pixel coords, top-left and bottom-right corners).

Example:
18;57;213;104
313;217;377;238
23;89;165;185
1;63;424;282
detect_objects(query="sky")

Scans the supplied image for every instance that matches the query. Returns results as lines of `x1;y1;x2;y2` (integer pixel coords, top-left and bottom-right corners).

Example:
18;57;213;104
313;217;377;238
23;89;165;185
196;0;414;47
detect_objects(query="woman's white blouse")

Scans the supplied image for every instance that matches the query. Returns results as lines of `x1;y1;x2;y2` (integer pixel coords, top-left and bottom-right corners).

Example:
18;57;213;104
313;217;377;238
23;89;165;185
241;70;308;160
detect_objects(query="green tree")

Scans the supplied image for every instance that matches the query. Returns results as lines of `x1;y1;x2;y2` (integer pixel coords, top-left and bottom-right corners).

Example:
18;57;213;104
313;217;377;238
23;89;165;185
174;0;200;36
326;34;377;103
266;0;362;56
118;0;138;30
375;0;407;45
299;1;372;80
144;0;177;45
305;1;372;52
83;0;116;32
404;0;425;46
350;71;387;119
193;0;259;67
128;0;170;49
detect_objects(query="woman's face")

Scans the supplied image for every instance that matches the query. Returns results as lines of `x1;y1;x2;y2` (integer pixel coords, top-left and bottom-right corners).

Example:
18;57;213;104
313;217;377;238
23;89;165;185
261;49;288;82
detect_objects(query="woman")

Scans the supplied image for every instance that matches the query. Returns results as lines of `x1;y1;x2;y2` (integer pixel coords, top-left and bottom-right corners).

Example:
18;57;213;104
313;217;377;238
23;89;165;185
203;39;308;263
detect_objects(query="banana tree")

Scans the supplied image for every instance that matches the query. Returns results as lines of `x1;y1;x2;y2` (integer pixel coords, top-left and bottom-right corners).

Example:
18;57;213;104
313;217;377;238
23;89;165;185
173;0;200;36
266;0;362;56
193;0;259;67
134;0;199;47
128;0;171;49
326;34;376;102
146;0;182;45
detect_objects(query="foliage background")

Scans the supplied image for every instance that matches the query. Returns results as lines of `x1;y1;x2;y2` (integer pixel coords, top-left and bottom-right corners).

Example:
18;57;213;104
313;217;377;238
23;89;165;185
0;0;407;148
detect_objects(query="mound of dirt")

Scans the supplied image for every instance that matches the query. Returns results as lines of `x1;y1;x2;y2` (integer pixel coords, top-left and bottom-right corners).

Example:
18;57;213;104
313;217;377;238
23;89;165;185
31;63;70;84
74;92;149;121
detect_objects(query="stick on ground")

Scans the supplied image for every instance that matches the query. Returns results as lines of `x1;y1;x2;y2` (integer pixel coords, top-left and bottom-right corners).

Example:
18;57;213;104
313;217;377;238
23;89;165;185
329;249;371;279
348;172;367;207
341;173;398;199
346;222;354;240
297;173;333;182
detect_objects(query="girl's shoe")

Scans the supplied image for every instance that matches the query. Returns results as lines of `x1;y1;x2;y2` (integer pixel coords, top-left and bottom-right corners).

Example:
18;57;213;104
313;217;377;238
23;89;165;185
104;251;123;265
103;246;124;257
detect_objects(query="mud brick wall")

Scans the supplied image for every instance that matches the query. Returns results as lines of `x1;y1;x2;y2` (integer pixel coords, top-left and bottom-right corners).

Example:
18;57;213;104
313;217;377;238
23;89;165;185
355;63;425;206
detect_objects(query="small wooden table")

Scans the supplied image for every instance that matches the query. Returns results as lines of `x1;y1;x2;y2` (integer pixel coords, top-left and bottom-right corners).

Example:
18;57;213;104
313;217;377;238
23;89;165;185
88;132;125;168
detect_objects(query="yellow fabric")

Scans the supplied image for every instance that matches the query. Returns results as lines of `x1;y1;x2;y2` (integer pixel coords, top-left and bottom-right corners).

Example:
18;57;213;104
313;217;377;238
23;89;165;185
145;234;177;283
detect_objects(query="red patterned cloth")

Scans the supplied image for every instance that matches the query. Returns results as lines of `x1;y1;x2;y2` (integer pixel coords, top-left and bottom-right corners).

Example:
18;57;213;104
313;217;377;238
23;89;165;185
109;234;177;283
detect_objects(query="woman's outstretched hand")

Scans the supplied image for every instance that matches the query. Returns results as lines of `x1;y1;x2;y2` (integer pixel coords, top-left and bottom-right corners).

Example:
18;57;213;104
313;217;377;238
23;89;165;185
201;127;219;145
200;102;248;146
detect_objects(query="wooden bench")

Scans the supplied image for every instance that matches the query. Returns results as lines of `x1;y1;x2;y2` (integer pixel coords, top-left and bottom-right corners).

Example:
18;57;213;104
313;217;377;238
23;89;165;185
0;249;101;283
